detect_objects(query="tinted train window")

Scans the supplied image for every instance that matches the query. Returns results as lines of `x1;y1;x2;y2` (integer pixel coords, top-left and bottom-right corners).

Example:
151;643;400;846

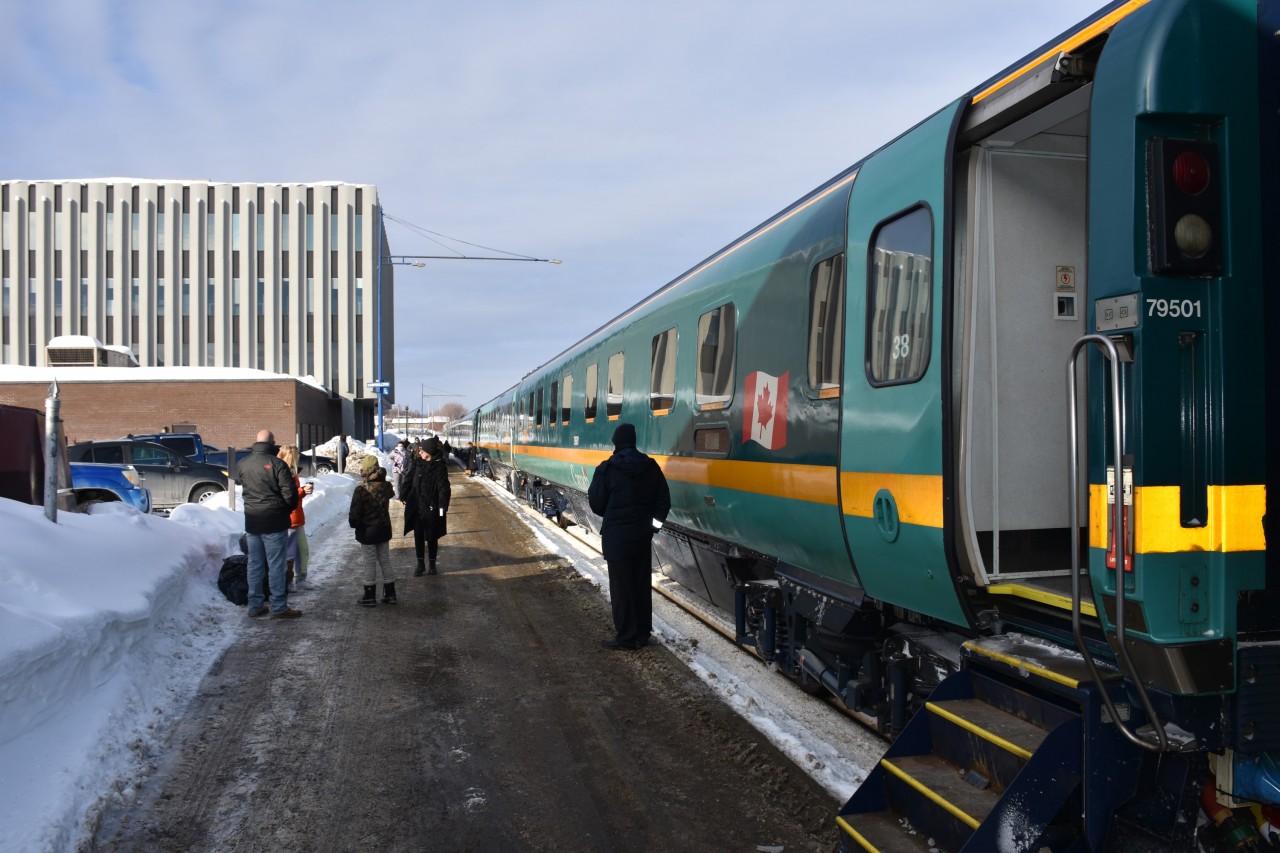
696;303;735;409
550;381;558;425
868;207;932;384
536;387;543;427
561;372;572;423
584;363;599;420
607;352;624;418
650;328;677;412
808;254;844;395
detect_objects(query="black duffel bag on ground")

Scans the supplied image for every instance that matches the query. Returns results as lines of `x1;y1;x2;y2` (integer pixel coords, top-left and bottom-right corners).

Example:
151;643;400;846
217;553;272;605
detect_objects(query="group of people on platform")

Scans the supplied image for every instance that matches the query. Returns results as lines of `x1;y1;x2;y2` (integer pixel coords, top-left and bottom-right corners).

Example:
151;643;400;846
236;422;670;657
237;431;454;618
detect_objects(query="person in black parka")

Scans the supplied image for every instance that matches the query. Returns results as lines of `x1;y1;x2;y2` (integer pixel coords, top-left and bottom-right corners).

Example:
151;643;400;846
236;430;301;619
588;422;671;651
402;436;451;576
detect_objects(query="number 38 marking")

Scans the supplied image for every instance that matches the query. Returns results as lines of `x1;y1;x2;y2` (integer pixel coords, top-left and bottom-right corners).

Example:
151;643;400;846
1147;298;1202;318
891;334;911;360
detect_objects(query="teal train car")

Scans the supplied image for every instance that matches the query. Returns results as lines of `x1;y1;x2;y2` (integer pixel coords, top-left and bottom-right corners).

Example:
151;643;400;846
472;0;1278;847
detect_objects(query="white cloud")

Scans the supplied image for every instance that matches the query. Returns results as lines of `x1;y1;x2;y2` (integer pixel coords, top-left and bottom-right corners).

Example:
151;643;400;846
3;0;1107;406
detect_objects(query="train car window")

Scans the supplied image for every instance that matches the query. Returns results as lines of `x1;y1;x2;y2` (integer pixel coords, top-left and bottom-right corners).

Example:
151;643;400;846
607;352;624;419
550;381;559;425
534;389;542;428
561;373;573;424
584;363;599;421
807;254;845;396
868;207;933;384
650;328;677;413
696;303;736;409
518;396;526;437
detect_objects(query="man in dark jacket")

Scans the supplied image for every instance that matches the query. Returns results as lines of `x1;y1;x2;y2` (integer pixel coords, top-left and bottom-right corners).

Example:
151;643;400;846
588;423;671;650
236;429;302;619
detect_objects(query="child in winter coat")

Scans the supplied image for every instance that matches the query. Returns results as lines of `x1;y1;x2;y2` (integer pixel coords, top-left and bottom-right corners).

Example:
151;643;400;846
348;455;397;606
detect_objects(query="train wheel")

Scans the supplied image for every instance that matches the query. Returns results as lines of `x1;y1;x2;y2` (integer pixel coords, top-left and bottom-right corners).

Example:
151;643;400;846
796;668;826;697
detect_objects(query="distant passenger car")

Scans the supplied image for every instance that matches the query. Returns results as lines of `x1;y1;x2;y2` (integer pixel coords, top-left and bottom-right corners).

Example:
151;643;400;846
203;444;253;469
69;462;152;513
299;449;339;475
67;440;227;510
123;432;207;462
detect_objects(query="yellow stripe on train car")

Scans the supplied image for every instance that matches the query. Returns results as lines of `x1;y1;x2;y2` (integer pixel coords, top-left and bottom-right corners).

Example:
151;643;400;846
1088;483;1266;553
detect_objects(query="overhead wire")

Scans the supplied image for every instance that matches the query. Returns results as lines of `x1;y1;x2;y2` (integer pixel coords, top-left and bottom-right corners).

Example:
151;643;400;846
382;213;547;262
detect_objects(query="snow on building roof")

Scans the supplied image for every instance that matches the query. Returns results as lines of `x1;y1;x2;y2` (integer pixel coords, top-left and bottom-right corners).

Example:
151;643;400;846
0;365;329;392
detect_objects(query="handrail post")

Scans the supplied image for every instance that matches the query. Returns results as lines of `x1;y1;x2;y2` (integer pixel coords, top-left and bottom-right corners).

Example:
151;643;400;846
1067;334;1170;753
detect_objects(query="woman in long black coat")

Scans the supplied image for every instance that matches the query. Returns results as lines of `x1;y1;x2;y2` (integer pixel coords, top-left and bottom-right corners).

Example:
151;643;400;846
401;436;451;576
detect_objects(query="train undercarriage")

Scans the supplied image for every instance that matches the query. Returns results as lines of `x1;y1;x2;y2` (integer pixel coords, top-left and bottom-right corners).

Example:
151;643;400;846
484;457;1280;850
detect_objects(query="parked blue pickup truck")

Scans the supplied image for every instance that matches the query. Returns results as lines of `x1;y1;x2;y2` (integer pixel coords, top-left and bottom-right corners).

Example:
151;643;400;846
69;462;152;513
124;432;252;469
123;431;338;475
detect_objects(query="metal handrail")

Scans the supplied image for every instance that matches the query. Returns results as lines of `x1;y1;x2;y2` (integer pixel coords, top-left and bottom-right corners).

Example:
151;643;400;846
1067;334;1168;753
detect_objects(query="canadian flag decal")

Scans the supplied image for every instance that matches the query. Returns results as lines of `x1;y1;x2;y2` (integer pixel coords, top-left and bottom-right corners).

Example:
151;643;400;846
743;370;788;450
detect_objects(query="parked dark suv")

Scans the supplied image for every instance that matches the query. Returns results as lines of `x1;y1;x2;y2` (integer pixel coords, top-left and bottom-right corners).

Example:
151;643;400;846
68;440;228;510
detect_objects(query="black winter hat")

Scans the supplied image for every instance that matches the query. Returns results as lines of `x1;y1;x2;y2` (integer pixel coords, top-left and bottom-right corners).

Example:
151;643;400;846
422;436;443;456
612;423;637;449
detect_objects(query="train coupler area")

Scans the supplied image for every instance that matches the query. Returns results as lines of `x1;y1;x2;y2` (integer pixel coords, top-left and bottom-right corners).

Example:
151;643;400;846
734;581;781;660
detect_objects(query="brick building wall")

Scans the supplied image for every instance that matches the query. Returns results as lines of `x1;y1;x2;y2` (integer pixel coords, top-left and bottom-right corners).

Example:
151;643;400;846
0;378;340;453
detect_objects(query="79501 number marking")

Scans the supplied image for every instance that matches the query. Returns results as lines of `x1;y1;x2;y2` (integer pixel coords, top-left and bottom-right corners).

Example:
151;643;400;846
1146;298;1202;319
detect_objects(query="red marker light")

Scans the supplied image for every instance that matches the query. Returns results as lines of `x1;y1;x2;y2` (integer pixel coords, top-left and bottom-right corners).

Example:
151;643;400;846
1172;150;1210;195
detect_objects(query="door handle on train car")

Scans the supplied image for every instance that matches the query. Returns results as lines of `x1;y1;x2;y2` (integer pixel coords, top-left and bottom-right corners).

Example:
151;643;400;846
1178;331;1208;527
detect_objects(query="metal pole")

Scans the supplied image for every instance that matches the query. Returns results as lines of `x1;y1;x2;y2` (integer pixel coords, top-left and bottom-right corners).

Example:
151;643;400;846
375;204;384;451
44;380;61;523
227;445;238;510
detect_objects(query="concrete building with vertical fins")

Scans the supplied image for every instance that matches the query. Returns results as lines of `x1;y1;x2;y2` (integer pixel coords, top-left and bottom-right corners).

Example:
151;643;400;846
0;179;395;439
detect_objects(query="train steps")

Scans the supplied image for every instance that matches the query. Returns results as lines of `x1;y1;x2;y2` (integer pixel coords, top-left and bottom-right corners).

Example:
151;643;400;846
837;634;1126;852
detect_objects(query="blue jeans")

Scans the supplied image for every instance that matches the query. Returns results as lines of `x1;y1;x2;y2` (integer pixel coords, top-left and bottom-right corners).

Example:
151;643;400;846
246;529;290;614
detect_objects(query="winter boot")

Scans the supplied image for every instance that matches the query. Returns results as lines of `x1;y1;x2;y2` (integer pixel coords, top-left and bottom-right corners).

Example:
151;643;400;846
382;582;398;605
358;585;377;607
414;558;426;577
428;559;438;576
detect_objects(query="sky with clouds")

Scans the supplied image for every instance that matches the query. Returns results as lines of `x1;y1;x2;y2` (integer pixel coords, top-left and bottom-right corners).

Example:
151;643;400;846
2;0;1107;414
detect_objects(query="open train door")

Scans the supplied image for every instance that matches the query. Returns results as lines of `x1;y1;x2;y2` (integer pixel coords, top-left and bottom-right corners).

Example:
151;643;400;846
838;101;971;626
949;76;1095;609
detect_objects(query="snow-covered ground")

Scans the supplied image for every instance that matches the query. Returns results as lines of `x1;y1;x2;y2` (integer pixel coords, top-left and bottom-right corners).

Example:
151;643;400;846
0;445;365;853
0;443;879;852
